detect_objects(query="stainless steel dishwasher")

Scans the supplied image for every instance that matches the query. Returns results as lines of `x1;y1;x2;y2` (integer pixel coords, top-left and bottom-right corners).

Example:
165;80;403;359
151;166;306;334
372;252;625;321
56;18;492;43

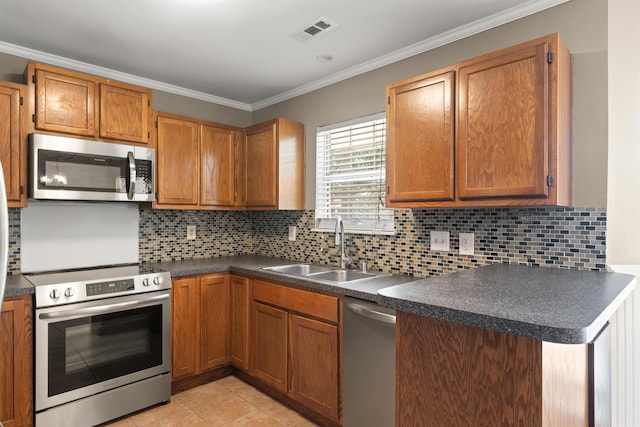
343;296;396;427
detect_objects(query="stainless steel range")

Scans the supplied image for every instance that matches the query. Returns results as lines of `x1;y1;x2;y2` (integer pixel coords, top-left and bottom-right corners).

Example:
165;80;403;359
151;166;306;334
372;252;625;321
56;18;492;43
26;264;172;427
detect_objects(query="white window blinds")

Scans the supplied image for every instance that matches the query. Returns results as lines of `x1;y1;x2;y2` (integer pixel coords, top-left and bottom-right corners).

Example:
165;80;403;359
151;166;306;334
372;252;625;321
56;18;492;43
315;113;394;234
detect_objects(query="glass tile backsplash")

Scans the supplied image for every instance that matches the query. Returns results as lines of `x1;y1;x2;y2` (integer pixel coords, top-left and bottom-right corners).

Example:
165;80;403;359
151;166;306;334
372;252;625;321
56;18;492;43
8;206;606;276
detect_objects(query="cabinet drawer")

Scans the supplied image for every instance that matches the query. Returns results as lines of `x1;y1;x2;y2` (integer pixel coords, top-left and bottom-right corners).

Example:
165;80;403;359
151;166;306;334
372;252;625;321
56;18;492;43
253;280;339;323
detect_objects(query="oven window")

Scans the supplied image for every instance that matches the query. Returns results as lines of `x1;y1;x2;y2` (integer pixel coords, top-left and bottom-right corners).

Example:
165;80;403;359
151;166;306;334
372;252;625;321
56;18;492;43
47;305;164;397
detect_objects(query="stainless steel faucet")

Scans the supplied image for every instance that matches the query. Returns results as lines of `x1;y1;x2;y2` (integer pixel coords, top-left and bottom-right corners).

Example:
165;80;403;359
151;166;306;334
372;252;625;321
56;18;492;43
335;216;353;269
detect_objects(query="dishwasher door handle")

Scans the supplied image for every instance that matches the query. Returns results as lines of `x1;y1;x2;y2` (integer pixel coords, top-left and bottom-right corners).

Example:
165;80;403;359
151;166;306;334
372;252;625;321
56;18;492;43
346;301;396;324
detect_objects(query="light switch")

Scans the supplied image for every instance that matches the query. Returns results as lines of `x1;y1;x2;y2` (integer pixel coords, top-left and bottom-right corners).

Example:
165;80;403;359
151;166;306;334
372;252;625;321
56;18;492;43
430;231;450;252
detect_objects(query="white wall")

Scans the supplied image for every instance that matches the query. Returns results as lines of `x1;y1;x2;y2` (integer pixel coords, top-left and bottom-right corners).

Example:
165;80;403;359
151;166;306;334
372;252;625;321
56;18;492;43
608;1;640;425
608;0;640;265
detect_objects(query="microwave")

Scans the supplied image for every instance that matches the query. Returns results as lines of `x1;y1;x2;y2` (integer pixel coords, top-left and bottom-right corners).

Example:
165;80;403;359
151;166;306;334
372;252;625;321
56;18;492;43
28;133;155;202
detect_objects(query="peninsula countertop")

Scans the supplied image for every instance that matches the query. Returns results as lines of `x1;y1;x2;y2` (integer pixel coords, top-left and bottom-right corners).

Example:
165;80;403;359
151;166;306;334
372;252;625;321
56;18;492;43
378;263;636;344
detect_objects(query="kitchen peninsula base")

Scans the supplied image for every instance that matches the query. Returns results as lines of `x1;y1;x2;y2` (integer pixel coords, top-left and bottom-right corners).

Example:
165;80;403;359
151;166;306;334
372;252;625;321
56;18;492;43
396;312;609;427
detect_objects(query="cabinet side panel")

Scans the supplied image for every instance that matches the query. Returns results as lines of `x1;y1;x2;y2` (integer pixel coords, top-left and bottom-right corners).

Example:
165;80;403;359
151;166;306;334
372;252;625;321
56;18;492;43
542;341;589;426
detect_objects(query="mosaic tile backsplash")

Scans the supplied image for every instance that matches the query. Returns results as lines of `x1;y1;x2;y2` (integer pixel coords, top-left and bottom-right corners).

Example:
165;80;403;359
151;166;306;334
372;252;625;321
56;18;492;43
9;206;606;277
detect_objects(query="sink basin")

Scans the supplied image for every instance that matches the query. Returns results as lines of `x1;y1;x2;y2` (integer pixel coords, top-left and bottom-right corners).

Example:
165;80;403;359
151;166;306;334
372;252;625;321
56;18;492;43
263;263;389;285
262;264;334;276
306;269;376;283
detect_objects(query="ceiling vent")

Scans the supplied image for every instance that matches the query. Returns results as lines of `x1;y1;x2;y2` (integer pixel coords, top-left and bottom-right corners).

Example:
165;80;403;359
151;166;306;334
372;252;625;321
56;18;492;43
290;17;338;42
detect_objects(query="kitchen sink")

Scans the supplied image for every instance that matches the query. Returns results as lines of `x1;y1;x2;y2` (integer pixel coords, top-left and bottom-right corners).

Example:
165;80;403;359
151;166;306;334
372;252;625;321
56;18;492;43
306;269;376;283
262;263;334;276
263;263;388;284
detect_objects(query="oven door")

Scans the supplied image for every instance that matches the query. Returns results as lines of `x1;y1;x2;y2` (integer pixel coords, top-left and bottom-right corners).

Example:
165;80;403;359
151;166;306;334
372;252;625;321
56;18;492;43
35;290;171;412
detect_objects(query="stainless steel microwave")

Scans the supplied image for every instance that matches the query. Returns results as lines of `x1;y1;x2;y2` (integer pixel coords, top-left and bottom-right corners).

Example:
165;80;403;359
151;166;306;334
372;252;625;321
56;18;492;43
29;133;155;202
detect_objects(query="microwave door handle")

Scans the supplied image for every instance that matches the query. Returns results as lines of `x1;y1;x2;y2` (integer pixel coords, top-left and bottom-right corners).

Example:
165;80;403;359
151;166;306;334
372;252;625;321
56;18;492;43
127;151;136;200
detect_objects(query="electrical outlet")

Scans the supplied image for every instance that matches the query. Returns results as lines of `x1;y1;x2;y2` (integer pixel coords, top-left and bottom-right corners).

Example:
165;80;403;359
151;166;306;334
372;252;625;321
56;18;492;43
288;225;297;241
459;232;475;255
430;231;450;251
186;225;196;240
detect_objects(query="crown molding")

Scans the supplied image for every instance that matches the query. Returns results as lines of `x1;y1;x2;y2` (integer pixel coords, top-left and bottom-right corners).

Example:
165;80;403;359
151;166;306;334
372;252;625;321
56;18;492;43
0;0;569;113
251;0;571;110
0;40;253;112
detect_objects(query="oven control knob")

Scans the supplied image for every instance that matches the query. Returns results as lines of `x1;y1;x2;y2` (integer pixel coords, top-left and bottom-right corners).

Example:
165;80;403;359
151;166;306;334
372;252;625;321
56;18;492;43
64;288;75;297
50;289;60;299
153;276;163;286
142;278;150;287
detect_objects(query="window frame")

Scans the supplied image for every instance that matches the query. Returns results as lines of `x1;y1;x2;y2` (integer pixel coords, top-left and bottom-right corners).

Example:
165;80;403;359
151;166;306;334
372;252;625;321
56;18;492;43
314;112;394;235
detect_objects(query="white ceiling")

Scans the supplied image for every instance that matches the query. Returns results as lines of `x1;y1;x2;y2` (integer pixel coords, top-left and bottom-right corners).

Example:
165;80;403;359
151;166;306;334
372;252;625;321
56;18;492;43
0;0;568;111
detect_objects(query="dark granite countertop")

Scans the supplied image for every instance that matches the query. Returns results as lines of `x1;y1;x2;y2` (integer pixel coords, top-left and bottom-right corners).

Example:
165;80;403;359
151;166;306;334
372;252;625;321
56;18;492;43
8;255;634;345
150;255;417;302
378;263;636;344
4;274;36;297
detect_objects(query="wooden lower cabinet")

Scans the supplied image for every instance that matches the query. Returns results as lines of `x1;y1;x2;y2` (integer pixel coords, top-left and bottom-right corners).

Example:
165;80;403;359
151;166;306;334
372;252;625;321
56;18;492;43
199;274;231;371
171;274;341;424
252;302;288;392
396;311;603;427
0;295;33;427
171;276;200;379
171;274;230;382
230;275;250;370
289;314;339;421
251;279;341;424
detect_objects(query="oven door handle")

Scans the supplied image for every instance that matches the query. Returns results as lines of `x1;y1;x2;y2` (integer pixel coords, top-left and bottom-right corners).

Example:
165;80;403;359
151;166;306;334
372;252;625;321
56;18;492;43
38;293;169;320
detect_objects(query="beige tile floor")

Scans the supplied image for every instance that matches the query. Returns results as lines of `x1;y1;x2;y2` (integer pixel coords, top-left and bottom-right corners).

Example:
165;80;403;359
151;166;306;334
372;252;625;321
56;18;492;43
103;375;319;427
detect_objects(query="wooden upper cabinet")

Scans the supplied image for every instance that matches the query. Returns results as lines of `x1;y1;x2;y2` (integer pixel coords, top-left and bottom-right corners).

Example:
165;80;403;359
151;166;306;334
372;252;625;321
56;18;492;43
244;121;277;209
457;42;548;200
33;66;98;137
27;62;152;144
244;117;305;210
385;33;572;208
386;70;455;205
0;82;26;207
200;125;238;207
155;112;243;210
99;81;151;144
155;112;199;206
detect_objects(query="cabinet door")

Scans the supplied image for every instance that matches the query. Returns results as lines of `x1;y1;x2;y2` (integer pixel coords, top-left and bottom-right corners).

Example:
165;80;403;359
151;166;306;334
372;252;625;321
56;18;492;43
171;277;199;380
0;296;33;427
0;83;24;205
99;83;151;144
386;71;455;204
156;114;199;205
34;68;97;136
252;301;288;392
457;42;549;199
244;122;277;208
199;273;231;371
230;275;250;370
200;125;236;207
289;314;340;422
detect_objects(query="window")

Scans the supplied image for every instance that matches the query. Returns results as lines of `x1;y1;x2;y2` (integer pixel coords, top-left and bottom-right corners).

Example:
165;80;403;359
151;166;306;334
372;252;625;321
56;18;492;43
315;113;394;234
